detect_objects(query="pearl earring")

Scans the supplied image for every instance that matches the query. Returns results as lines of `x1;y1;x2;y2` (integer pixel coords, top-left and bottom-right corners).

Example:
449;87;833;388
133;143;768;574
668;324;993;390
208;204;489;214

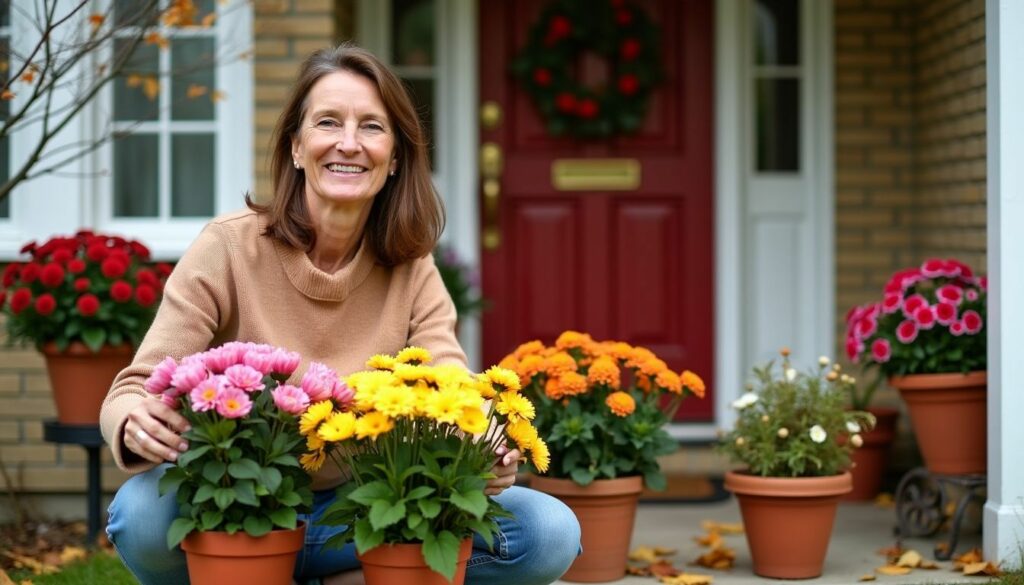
294;161;301;169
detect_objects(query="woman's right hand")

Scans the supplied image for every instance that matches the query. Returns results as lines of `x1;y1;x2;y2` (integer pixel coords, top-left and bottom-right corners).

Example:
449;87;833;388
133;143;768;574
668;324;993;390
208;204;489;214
123;399;192;464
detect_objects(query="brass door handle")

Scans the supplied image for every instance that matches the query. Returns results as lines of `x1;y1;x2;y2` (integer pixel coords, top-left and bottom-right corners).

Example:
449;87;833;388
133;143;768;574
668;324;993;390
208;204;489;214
480;142;503;250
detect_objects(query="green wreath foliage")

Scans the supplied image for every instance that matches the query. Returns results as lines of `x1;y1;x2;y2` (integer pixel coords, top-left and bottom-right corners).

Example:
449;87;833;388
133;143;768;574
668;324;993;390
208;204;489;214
511;0;663;138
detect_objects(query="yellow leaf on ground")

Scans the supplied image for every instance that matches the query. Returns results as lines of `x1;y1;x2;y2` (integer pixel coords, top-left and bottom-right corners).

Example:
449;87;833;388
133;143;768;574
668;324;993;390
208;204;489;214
626;564;651;576
694;531;723;548
896;550;923;568
652;546;677;556
919;560;940;570
629;546;662;564
692;547;736;570
58;545;87;564
876;565;912;575
0;568;16;585
953;548;985;569
700;521;743;535
962;561;1002;577
660;573;714;585
650;560;680;577
858;575;876;582
874;493;894;508
876;544;903;558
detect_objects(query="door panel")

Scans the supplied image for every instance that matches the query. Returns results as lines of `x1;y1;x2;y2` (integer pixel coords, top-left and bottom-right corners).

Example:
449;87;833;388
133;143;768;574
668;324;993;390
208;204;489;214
480;0;714;421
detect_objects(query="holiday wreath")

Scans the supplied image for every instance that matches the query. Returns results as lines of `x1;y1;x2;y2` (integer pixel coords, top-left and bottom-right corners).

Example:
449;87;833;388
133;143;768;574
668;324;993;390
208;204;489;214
510;0;663;139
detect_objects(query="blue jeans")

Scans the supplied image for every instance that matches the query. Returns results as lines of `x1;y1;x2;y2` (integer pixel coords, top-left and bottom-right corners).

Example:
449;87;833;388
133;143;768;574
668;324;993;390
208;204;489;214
107;465;581;585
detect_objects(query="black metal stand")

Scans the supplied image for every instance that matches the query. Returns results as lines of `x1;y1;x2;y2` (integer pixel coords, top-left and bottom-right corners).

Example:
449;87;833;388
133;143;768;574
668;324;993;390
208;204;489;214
893;466;986;560
42;420;105;545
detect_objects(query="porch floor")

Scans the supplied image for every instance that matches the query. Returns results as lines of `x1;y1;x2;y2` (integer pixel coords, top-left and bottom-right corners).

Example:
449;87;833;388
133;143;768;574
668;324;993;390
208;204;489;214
554;499;988;585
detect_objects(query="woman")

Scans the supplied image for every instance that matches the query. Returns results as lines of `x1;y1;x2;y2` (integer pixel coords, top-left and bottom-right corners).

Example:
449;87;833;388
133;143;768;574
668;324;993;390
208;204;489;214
100;45;581;585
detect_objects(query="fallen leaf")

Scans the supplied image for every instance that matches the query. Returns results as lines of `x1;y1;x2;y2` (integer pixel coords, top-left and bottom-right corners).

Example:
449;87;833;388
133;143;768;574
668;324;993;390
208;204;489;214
626;564;651;576
0;568;15;585
694;531;723;548
700;521;743;535
660;573;714;585
652;546;677;556
896;550;923;568
629;546;662;564
58;546;87;565
962;561;1002;577
953;548;985;569
876;544;903;560
874;493;894;508
650;560;680;577
858;575;876;582
692;547;736;570
875;565;912;576
919;560;939;570
935;542;950;556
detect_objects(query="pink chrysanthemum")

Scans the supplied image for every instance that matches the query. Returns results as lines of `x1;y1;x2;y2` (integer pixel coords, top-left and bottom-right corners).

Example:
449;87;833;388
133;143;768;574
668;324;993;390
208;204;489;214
896;320;919;344
950;321;966;336
902;294;927;320
190;376;224;412
332;380;355;407
962;310;983;334
224;364;266;393
871;338;891;363
271;384;310;415
171;360;209;394
145;357;178;395
301;362;340;402
937;284;963;305
934;302;957;325
881;293;902;314
914;305;936;330
216;386;253;419
243;349;275;375
846;337;863;363
270;349;301;378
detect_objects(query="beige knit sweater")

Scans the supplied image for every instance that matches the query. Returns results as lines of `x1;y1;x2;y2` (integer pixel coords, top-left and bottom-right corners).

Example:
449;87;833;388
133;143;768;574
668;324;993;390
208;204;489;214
99;209;466;490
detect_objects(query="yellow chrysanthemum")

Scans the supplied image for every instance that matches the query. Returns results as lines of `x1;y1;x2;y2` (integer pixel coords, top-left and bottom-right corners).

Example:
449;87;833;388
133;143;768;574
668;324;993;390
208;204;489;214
495;391;536;422
392;363;436;385
366;354;397;370
306;433;325;452
299;400;335;435
606;391;636;417
355;412;394;440
300;449;326;472
396;346;432;365
505;419;539;451
372;384;417;418
656;370;683;394
513;340;544;359
557;371;588;397
410;383;435;415
424;387;466;424
485;366;522;393
474;374;497;399
348;370;397;411
544;352;577;376
431;364;473;389
682;370;706;398
586;355;621;389
318;411;357;442
456;407;489;435
516;354;545;383
530;437;551;473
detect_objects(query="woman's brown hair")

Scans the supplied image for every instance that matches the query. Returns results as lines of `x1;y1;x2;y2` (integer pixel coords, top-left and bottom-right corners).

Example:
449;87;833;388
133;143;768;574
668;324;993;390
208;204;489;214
247;44;444;267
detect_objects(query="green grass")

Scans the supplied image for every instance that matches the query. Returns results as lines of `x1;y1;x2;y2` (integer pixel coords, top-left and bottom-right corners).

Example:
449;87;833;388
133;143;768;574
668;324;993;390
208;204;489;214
7;552;137;585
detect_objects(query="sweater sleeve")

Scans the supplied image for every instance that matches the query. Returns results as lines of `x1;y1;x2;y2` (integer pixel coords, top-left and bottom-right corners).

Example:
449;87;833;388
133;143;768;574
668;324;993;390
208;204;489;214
407;256;468;369
100;222;235;473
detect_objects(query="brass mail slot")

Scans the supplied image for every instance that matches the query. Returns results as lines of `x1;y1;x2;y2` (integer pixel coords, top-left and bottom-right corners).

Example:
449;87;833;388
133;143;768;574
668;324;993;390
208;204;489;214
551;158;641;191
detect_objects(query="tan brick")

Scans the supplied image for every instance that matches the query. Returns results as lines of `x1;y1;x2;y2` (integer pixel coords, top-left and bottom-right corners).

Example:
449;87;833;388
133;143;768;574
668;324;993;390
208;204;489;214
23;373;51;395
253;16;333;37
294;0;331;13
293;39;333;57
23;423;42;441
1;399;56;418
836;169;897;188
0;421;19;441
841;12;895;28
0;373;20;395
255;39;289;58
256;84;290;105
0;444;58;463
254;0;287;14
255;62;304;83
0;349;45;369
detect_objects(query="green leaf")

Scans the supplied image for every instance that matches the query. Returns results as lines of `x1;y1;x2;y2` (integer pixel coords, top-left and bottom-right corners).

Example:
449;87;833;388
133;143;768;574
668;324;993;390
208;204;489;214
418;498;441;519
81;327;107;352
404;486;435;500
166;517;196;549
200;510;224;531
353;518;385;555
643;470;667;492
422;530;460;582
260;467;282;494
227;459;261;480
243;515;273;537
158;467;186;496
234;480;258;506
176;445;212;468
272;454;300;468
570;468;596;486
193;483;216;504
348;480;394;506
213;487;236;510
202;461;227;484
368;499;406;531
277;490;303;507
269;507;298;529
449;490;488;520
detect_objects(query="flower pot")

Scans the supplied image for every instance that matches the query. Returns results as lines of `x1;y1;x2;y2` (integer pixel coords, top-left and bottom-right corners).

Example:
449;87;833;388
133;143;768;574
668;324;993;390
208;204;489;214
180;522;305;585
358;538;472;585
844;407;900;501
725;470;852;579
889;371;986;475
40;342;133;425
530;475;642;583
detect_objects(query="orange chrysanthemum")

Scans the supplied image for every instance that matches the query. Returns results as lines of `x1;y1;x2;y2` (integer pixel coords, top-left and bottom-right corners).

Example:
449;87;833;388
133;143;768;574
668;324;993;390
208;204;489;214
513;340;545;359
544;377;563;400
555;330;593;351
639;357;668;377
605;391;636;417
557;371;588;397
656;370;683;394
636;375;652;393
586;355;621;389
544;352;577;376
498;354;519;371
682;370;706;398
517;354;545;382
627;346;658;369
603;341;635;362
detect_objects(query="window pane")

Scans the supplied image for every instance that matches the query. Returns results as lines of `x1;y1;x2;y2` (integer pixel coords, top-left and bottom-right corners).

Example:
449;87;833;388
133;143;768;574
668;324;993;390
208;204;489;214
0;38;8;119
0;0;8;28
756;78;799;172
0;136;8;218
172;38;216;121
114;40;159;122
114;0;161;27
392;0;434;66
402;78;434;168
754;0;799;66
171;134;214;216
114;134;159;217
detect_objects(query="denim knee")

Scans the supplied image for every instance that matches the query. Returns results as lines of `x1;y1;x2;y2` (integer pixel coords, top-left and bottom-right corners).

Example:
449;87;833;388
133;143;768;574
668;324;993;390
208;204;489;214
106;464;188;583
494;486;581;583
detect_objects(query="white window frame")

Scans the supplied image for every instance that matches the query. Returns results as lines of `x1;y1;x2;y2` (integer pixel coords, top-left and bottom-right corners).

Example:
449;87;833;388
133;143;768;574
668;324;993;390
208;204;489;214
0;0;252;261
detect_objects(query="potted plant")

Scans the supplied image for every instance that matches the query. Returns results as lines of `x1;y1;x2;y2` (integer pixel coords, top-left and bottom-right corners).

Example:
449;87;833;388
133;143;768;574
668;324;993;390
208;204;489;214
717;350;875;579
303;347;547;585
147;341;327;585
837;364;899;501
502;331;705;582
433;244;487;325
0;231;170;424
845;258;986;475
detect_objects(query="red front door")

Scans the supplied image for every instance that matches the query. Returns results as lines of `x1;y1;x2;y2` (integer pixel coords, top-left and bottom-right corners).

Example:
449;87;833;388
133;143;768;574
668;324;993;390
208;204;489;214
479;0;714;421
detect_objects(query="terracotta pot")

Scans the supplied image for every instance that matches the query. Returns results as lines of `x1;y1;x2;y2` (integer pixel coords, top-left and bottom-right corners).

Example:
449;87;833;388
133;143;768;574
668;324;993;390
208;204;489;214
725;470;852;579
40;342;133;425
844;407;900;501
530;475;642;583
181;523;305;585
358;538;472;585
889;371;986;475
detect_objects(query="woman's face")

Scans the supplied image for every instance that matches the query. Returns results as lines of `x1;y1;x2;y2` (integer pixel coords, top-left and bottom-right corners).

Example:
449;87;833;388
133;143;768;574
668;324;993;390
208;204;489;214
292;70;397;211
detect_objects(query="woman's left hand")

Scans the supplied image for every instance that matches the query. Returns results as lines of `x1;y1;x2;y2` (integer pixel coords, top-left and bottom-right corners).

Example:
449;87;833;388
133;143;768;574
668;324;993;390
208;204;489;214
485;443;520;496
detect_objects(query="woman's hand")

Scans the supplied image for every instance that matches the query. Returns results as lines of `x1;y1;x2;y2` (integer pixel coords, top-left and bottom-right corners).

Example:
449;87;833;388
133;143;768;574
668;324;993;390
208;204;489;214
123;399;191;464
485;443;521;496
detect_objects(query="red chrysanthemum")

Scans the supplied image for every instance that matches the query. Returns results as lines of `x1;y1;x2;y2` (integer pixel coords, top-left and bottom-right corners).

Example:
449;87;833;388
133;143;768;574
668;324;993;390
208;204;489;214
110;280;133;303
34;293;56;316
76;294;100;317
10;288;32;314
67;259;86;274
618;74;639;96
51;248;73;263
40;263;65;288
101;257;128;279
135;284;157;307
19;263;40;284
620;38;641;60
136;269;158;286
533;68;552;86
576;98;599;119
871;338;891;363
555;92;577;114
74;277;90;292
615;8;633;25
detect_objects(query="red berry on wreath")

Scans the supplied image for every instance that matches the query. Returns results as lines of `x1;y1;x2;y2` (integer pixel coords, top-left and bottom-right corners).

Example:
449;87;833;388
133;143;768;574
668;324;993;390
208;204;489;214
533;68;552;86
548;15;571;40
618;74;639;96
620;38;641;60
615;9;633;26
610;0;625;6
556;92;578;114
577;98;599;119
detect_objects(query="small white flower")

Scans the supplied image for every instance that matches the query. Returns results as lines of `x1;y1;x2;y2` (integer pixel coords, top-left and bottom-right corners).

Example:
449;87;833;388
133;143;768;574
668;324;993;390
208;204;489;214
818;356;830;366
735;436;746;446
785;368;797;382
840;374;854;384
809;424;827;443
732;392;759;410
846;421;862;434
777;427;789;439
761;414;770;423
851;434;864;448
